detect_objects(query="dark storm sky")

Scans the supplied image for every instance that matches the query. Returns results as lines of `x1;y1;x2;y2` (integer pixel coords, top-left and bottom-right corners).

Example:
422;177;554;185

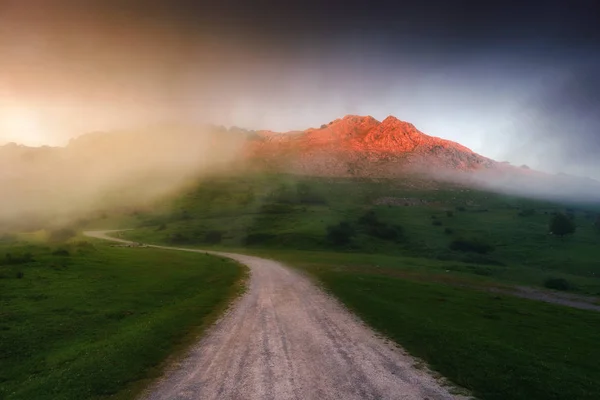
0;0;599;178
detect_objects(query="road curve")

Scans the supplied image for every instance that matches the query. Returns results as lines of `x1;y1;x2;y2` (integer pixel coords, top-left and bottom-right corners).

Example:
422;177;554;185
85;230;465;400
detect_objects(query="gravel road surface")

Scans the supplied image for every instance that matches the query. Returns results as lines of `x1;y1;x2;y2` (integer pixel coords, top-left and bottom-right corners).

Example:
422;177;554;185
85;230;465;400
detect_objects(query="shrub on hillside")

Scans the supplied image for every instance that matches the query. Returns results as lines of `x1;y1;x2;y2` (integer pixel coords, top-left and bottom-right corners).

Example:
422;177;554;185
432;220;443;226
446;211;454;217
444;227;454;235
449;237;494;254
357;210;404;242
544;277;571;291
367;224;403;241
326;221;355;245
549;213;576;237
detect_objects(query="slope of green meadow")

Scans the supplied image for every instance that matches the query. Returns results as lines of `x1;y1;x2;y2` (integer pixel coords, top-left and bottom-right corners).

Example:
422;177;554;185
123;173;600;294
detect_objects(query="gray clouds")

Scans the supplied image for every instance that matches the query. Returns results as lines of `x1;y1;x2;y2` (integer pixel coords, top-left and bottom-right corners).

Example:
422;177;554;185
0;0;599;178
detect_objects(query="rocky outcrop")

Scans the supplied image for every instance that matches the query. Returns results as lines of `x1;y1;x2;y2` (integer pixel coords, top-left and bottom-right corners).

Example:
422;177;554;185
244;115;496;176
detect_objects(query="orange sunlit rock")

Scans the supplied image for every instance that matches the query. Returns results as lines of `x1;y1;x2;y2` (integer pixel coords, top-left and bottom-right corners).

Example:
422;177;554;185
244;114;495;176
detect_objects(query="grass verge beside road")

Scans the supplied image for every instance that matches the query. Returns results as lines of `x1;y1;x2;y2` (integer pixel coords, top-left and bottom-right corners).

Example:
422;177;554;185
317;269;600;400
0;240;245;400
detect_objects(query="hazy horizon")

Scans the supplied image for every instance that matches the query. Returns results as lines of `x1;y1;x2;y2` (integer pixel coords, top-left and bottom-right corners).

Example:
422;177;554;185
1;1;599;179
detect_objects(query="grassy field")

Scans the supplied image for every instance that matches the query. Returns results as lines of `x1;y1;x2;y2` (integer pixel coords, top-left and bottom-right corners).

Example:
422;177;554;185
318;268;600;400
118;173;600;294
110;172;600;399
0;238;244;400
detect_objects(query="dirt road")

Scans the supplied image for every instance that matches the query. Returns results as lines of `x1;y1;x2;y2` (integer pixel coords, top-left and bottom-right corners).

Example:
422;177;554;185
85;230;465;400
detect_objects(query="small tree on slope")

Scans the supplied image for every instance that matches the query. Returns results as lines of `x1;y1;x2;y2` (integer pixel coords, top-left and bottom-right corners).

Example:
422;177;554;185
549;213;576;238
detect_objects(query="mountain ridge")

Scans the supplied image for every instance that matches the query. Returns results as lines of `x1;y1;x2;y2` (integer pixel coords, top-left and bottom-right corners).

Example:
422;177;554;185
246;114;495;175
1;116;599;202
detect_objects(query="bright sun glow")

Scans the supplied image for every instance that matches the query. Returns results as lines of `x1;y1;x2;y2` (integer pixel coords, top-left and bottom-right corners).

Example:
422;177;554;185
0;105;46;146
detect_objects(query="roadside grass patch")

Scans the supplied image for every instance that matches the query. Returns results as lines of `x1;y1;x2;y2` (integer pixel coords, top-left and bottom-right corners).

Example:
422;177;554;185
317;270;600;400
0;242;244;400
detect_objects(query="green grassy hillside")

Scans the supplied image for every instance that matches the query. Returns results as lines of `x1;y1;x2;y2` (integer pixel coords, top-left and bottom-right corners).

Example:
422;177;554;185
120;173;600;294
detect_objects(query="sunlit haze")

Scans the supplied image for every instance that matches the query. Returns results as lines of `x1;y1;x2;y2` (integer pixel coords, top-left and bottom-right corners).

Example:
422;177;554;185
1;1;599;179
